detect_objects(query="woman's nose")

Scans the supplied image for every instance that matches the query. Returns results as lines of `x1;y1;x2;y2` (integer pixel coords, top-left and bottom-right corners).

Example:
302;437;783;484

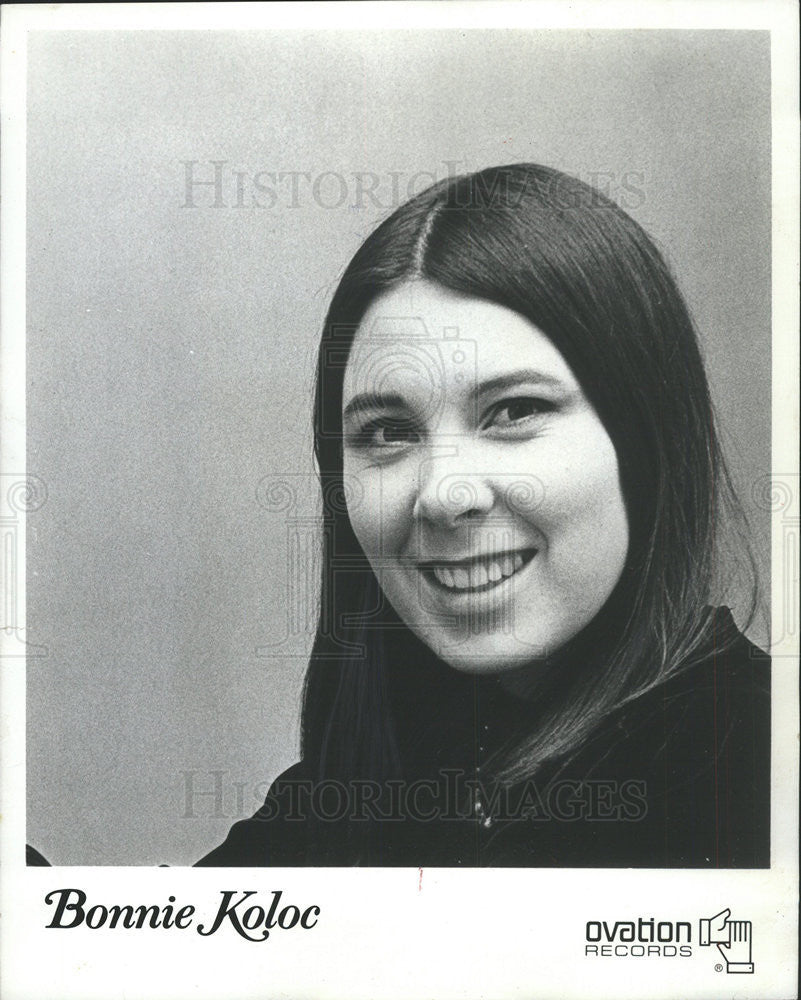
411;448;495;526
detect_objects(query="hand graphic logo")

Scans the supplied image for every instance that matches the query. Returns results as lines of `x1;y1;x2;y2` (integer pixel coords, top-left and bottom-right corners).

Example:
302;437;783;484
699;907;754;973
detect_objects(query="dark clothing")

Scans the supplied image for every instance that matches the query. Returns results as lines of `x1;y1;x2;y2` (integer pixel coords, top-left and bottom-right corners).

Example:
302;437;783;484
196;609;770;868
26;844;51;866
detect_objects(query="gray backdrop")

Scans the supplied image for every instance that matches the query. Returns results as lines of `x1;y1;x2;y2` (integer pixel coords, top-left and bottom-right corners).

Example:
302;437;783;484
27;30;771;865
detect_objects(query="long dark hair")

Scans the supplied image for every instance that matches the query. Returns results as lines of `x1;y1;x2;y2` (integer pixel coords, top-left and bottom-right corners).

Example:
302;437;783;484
301;163;757;786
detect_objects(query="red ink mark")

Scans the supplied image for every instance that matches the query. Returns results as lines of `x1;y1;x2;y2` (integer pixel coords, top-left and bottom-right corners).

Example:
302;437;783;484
418;867;423;892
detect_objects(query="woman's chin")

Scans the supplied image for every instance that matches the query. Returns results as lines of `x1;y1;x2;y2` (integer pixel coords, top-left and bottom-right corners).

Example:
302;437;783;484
423;632;552;677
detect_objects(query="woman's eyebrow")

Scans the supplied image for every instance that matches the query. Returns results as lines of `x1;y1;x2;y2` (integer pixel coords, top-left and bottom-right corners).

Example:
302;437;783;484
343;391;408;421
343;370;569;419
474;369;567;396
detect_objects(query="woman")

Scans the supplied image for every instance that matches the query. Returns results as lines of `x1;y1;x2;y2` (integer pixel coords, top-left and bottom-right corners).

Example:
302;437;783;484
197;164;769;868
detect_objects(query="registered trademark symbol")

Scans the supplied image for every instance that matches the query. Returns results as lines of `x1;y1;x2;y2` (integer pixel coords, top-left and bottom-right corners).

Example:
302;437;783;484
715;964;724;973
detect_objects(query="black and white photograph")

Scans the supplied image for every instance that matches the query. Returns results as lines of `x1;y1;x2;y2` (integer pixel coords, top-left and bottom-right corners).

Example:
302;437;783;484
2;2;798;998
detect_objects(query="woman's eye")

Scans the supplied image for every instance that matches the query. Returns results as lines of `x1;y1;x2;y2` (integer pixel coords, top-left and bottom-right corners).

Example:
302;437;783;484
486;398;552;429
359;419;420;448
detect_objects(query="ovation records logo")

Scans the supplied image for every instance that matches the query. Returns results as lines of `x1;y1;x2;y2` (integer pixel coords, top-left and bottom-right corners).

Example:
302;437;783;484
584;906;754;974
699;907;754;974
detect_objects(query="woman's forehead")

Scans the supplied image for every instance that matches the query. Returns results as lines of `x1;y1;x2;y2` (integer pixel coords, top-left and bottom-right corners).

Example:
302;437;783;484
343;280;579;403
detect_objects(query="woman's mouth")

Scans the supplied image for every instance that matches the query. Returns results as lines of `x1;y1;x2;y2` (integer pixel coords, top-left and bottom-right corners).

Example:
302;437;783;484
420;549;538;594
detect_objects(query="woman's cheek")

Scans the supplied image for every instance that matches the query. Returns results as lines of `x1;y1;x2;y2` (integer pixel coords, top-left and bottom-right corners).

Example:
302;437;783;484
346;460;417;557
518;427;622;526
537;437;629;570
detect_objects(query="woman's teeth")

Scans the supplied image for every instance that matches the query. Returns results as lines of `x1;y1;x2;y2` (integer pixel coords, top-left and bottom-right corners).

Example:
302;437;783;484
430;552;527;591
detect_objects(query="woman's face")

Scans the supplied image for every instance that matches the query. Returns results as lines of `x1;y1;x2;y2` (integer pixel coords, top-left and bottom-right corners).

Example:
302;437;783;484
341;281;629;674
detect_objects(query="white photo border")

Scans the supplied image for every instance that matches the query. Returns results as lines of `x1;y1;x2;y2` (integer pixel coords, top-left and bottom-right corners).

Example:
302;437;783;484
1;3;797;999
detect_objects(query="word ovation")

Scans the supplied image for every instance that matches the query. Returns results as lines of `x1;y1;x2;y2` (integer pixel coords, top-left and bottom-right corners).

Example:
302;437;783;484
44;888;319;942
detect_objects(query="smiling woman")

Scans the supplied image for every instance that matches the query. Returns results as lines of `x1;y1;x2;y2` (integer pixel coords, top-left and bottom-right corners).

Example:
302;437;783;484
197;164;770;868
342;283;629;674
